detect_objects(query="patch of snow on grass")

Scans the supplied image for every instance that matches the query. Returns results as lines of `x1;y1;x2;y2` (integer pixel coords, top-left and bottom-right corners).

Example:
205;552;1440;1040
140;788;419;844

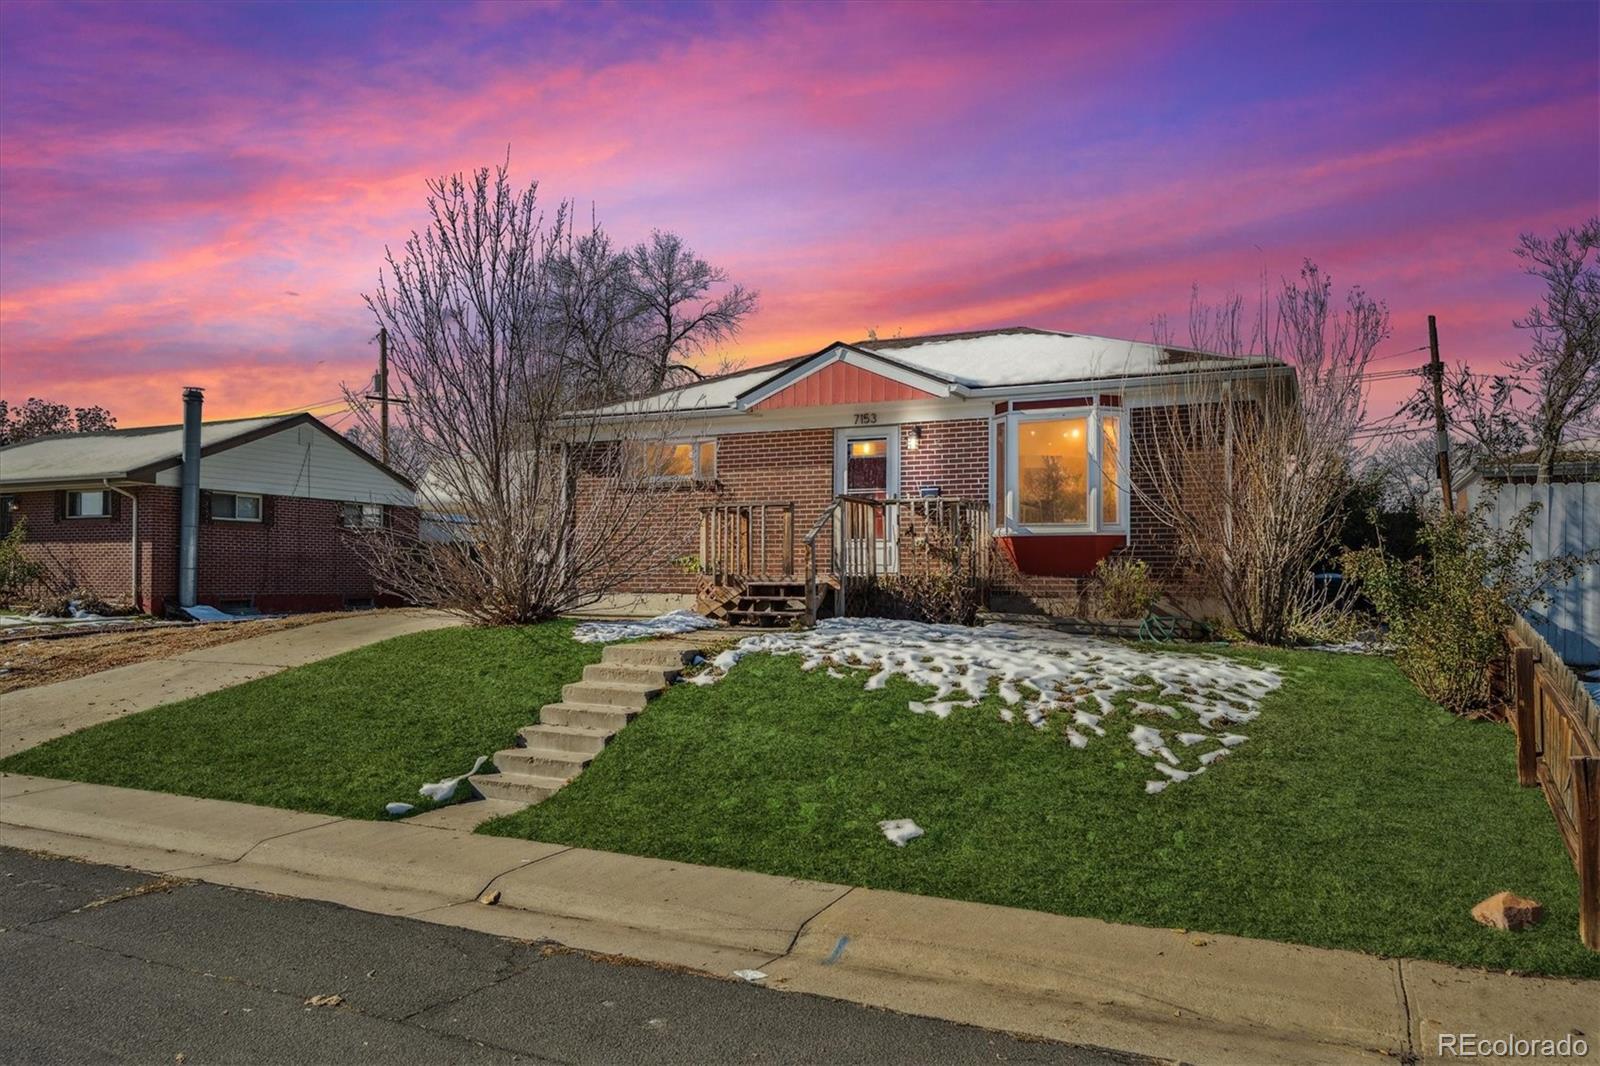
689;618;1281;794
572;610;723;644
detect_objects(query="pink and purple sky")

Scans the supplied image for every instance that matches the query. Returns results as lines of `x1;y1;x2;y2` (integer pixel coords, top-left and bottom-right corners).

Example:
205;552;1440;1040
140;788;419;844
1;0;1596;427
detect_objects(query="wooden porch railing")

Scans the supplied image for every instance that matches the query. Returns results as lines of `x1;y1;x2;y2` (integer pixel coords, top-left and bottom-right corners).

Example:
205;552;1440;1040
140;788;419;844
698;502;795;579
802;495;991;621
1503;616;1600;950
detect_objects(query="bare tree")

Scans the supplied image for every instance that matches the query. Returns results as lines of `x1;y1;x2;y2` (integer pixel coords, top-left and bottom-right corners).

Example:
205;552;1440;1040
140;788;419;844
0;398;116;444
347;164;697;625
341;213;756;447
1405;219;1600;481
1137;263;1388;644
627;231;758;391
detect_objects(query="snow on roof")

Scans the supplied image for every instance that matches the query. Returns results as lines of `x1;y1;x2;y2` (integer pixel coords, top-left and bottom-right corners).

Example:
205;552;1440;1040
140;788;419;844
856;327;1268;388
584;357;806;418
581;327;1279;418
0;414;297;486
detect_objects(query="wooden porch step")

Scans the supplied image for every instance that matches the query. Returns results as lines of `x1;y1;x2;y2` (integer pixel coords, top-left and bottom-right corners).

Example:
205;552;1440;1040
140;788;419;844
724;609;804;624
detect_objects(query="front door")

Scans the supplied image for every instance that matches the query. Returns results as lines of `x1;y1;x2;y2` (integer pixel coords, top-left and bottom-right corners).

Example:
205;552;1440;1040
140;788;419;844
834;427;899;572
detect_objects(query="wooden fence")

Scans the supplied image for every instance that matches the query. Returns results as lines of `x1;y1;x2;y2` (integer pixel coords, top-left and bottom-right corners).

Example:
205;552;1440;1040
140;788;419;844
1502;615;1600;949
1472;480;1600;666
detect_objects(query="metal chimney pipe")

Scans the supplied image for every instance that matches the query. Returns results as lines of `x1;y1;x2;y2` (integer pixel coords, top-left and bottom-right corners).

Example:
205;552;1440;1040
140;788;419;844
177;387;204;608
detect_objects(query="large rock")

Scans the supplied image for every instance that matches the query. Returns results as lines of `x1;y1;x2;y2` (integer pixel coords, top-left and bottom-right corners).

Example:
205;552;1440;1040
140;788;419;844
1471;891;1544;931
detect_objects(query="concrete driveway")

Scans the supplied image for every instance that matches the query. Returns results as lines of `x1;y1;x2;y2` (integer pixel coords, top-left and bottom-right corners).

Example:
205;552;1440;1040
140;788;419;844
0;609;459;758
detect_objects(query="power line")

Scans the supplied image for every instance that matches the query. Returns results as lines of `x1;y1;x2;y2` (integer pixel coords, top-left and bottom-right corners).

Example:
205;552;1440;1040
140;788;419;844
256;396;351;418
1366;344;1430;366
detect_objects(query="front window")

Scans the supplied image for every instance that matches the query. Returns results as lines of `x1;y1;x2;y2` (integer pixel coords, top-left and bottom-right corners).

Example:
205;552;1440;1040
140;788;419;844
1017;417;1089;524
66;490;109;518
996;399;1125;533
1100;415;1120;527
211;492;262;522
635;439;717;482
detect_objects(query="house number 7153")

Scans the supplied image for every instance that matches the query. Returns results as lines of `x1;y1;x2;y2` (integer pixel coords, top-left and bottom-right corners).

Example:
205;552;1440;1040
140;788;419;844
853;412;879;425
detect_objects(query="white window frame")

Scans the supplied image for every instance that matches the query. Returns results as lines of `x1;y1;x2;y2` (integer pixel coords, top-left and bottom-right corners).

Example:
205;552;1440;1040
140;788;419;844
994;399;1128;535
65;490;110;519
211;492;263;523
639;438;718;485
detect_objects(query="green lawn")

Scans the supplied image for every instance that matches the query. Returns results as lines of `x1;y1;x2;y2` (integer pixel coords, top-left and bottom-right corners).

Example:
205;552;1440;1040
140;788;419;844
480;642;1600;979
0;623;600;820
7;619;1593;977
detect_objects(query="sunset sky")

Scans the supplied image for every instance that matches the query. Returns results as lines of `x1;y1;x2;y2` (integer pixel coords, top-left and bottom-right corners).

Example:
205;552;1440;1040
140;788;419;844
1;0;1595;429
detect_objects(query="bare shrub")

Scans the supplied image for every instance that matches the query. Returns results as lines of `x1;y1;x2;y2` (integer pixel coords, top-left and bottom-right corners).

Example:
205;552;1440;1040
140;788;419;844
1137;262;1387;645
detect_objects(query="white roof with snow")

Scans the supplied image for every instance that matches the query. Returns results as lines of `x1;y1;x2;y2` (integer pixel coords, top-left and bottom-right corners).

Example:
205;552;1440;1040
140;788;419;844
584;327;1281;418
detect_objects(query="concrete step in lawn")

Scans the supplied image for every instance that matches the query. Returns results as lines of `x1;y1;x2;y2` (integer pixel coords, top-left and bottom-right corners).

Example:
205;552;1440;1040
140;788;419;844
469;634;723;810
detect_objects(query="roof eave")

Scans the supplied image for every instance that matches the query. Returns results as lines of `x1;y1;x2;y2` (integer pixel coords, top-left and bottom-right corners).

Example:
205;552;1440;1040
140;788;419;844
950;360;1291;398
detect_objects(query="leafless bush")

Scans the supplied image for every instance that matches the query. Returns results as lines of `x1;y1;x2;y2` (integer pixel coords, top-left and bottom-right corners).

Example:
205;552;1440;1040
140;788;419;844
1137;262;1387;644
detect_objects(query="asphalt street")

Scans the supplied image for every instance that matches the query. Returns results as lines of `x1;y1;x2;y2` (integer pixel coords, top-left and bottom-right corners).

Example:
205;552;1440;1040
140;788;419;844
0;847;1146;1065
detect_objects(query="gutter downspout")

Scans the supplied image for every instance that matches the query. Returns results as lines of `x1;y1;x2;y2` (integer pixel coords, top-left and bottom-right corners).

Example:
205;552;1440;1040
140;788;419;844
103;481;138;610
178;387;204;608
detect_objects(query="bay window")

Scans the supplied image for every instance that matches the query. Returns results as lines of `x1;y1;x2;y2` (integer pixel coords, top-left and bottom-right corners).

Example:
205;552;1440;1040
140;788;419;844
994;399;1126;533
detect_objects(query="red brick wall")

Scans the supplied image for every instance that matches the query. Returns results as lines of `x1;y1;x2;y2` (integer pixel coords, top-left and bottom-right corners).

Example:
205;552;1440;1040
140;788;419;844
6;487;412;614
900;419;988;499
575;411;1214;611
581;427;836;594
186;494;409;614
7;487;177;611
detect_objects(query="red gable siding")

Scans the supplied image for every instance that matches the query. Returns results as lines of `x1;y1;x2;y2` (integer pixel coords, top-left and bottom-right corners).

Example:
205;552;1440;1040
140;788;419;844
752;360;938;410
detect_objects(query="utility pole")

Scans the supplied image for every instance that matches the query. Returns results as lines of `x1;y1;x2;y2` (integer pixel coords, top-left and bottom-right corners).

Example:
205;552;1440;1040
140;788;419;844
363;327;406;465
1428;314;1453;514
378;326;389;464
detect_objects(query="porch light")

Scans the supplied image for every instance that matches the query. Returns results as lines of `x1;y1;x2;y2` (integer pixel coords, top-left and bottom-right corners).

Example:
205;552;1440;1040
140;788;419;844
906;426;921;451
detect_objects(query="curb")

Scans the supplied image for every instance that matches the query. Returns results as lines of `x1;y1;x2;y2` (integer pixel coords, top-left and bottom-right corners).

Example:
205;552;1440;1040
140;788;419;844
2;773;1595;1064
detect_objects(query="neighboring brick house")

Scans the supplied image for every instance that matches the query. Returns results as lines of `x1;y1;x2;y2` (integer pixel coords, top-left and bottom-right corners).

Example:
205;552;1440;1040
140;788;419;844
573;326;1288;612
0;398;416;615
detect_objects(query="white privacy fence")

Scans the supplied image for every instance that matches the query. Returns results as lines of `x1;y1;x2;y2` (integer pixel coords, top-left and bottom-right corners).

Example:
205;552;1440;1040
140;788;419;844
1470;481;1600;667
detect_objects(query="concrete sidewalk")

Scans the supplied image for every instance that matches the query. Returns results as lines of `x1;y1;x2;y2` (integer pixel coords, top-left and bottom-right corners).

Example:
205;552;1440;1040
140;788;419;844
0;609;459;758
2;773;1593;1065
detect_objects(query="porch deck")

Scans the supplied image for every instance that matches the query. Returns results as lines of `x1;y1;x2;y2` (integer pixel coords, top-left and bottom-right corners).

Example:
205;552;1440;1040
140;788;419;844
696;495;992;625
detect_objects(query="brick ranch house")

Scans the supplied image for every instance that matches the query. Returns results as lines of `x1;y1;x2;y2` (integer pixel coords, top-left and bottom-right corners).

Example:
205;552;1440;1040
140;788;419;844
0;390;417;615
571;326;1289;615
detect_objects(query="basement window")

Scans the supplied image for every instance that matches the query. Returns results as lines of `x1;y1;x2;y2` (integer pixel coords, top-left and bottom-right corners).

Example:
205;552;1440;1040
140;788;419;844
65;490;110;518
211;492;262;522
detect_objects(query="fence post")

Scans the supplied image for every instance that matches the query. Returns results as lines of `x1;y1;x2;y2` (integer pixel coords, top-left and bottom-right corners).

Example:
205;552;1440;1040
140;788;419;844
1574;755;1600;951
1513;644;1539;787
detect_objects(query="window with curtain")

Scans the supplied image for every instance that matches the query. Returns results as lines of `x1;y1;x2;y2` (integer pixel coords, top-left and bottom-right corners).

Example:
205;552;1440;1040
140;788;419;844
65;490;109;518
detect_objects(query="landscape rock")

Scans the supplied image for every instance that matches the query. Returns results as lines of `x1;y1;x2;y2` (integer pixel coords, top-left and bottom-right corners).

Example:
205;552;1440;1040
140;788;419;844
1470;891;1544;931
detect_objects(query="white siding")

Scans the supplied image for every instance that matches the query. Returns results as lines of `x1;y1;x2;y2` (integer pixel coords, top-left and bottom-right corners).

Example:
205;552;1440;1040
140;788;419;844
1470;480;1600;667
155;423;414;505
